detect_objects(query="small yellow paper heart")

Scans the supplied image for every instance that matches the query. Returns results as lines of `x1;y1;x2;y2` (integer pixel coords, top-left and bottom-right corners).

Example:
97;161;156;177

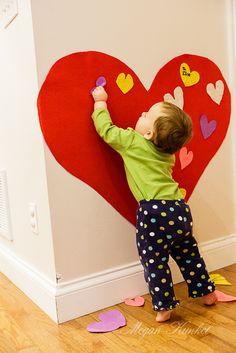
180;63;200;87
180;188;187;199
209;273;232;285
116;73;134;94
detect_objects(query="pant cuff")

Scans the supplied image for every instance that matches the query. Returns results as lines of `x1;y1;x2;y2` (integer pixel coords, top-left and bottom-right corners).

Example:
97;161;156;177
188;281;216;298
152;299;180;311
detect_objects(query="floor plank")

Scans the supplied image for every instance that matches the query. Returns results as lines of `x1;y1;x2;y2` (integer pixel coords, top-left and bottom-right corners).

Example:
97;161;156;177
0;264;236;352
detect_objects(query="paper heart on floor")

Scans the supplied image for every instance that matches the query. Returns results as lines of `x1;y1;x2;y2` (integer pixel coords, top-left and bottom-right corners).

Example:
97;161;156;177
124;296;145;306
209;274;232;285
215;290;236;302
87;309;126;333
37;52;231;225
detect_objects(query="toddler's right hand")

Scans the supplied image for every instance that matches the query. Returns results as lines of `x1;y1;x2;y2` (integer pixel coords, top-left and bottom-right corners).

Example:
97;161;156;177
92;86;108;102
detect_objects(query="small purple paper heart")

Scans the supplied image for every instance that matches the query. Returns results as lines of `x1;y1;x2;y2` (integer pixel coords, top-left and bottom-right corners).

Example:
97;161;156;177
96;76;107;87
200;114;217;139
87;309;126;333
90;76;107;95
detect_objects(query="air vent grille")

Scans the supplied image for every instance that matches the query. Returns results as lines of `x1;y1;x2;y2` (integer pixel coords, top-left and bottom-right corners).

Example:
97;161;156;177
0;170;13;240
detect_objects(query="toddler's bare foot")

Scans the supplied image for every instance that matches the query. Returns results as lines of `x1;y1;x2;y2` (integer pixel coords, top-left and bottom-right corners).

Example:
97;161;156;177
202;291;217;306
156;309;172;322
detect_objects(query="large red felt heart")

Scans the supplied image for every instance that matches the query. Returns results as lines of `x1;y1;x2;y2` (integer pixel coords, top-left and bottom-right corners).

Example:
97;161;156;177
37;52;231;226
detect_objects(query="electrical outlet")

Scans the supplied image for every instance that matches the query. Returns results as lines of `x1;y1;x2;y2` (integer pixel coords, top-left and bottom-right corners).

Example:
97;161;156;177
0;0;18;29
29;202;39;235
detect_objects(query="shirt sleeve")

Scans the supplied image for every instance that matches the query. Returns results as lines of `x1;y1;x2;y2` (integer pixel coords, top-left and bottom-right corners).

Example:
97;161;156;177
91;108;135;154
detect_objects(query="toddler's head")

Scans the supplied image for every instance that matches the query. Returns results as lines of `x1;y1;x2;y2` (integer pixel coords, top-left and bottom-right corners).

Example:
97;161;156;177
135;101;193;154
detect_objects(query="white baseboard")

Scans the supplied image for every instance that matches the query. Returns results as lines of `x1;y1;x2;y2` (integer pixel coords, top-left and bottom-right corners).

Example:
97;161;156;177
0;244;58;322
0;234;236;324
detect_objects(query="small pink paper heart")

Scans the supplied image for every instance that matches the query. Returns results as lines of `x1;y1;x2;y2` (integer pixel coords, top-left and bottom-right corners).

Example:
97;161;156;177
215;290;236;302
179;147;193;170
124;296;145;306
87;309;126;333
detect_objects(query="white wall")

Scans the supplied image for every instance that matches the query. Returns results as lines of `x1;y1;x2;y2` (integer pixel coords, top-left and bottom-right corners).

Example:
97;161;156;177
0;0;56;281
30;0;236;283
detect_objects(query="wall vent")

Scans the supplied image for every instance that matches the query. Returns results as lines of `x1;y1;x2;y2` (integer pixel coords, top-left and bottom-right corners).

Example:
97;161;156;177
0;0;18;29
0;170;13;241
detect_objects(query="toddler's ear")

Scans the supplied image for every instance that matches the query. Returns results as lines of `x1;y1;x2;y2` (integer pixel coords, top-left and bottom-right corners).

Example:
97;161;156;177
144;130;154;141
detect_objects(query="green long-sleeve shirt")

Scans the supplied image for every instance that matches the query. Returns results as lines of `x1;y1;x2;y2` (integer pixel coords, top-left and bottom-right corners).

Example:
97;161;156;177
92;108;183;202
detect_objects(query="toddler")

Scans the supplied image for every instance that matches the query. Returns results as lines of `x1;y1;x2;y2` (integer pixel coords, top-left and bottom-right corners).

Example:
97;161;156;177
91;86;217;322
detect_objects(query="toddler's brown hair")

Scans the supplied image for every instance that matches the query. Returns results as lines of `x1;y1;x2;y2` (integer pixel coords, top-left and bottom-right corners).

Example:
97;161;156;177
153;102;193;154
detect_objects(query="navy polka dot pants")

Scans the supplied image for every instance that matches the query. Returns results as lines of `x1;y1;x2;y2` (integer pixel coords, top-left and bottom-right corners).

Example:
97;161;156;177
136;199;216;312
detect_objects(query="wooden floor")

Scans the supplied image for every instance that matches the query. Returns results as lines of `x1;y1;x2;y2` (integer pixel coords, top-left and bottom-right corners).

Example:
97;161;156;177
1;264;236;353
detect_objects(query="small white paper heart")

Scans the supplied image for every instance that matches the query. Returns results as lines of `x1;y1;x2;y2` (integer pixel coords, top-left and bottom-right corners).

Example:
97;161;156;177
206;80;224;105
163;86;184;109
